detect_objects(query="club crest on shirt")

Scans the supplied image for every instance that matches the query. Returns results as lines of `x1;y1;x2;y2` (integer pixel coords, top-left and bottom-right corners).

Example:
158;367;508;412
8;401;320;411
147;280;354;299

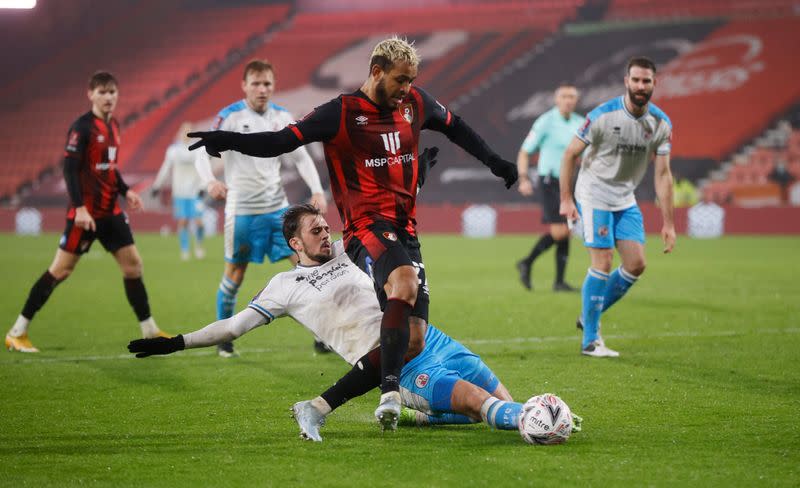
415;373;429;388
382;231;397;242
399;103;413;124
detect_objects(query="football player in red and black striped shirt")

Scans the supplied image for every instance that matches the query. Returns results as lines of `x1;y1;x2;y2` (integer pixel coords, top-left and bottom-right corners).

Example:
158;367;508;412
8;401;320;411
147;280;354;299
5;71;169;353
189;37;517;430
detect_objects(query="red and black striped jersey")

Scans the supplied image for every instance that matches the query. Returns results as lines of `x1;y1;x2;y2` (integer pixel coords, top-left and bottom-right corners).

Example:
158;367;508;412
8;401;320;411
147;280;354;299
63;111;125;218
289;87;453;239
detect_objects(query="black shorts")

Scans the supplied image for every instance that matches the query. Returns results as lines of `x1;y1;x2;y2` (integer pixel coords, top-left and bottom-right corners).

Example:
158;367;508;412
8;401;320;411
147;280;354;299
345;221;429;322
539;175;567;224
59;212;135;255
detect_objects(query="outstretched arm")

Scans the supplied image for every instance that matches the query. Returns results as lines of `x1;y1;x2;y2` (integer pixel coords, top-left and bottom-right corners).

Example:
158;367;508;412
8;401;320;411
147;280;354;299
183;307;267;348
419;88;517;188
436;116;518;188
188;127;304;159
128;308;268;357
188;99;342;159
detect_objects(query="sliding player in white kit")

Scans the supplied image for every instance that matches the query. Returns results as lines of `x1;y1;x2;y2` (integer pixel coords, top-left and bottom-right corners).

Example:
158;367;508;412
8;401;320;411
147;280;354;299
560;57;676;358
195;59;326;357
128;204;585;442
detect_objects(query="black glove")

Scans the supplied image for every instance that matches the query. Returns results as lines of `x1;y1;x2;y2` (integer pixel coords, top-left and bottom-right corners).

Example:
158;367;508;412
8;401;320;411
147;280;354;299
487;155;518;189
128;334;185;358
187;131;237;158
417;146;439;189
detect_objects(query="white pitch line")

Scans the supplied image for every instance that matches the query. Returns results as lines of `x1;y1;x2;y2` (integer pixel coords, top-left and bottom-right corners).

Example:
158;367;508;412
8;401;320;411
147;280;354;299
4;327;798;364
465;327;800;346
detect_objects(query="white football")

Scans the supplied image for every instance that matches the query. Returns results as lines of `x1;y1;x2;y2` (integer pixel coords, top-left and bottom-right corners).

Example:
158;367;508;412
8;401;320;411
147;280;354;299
518;393;572;445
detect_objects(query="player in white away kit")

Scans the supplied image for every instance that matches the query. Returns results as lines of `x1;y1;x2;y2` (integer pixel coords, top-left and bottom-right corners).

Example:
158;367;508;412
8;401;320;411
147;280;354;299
151;122;206;260
560;57;676;357
128;204;585;442
195;60;326;357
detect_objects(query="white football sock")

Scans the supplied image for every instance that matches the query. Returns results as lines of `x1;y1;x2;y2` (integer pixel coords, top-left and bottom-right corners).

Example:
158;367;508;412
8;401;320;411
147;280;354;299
311;396;332;415
479;396;500;424
9;315;30;337
139;317;160;338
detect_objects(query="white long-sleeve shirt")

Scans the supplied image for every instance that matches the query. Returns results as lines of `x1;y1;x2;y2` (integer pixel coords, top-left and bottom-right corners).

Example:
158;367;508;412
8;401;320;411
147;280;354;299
183;241;381;365
152;142;203;199
195;100;323;215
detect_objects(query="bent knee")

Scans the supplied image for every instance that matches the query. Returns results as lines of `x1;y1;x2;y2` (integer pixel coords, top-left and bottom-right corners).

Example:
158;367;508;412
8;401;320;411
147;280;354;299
49;268;73;282
628;261;646;276
121;260;143;278
387;268;419;304
592;251;614;273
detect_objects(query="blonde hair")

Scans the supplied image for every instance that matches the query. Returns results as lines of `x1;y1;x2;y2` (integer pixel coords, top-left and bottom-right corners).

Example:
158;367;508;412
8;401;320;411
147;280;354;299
369;36;420;72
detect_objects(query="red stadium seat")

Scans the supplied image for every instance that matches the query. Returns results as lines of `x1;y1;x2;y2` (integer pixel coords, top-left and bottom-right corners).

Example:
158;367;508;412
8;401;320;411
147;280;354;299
606;0;798;20
0;3;290;199
115;2;580;176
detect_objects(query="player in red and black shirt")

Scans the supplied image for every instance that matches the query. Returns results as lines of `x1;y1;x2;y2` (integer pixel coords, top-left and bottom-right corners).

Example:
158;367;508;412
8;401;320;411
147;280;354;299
189;37;517;430
5;71;169;354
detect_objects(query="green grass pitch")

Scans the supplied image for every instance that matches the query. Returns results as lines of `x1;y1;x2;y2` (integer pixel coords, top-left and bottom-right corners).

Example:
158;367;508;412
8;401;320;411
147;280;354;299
0;232;798;487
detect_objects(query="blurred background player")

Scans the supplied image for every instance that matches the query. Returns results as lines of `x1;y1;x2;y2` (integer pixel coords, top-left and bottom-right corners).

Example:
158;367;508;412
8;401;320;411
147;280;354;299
194;59;326;358
560;57;676;358
187;37;518;429
128;204;560;443
6;71;169;353
515;83;584;292
150;122;206;261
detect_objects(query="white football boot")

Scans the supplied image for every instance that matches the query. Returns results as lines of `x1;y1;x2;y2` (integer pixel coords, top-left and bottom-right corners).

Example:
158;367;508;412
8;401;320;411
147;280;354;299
292;401;326;442
581;340;619;358
374;391;402;431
